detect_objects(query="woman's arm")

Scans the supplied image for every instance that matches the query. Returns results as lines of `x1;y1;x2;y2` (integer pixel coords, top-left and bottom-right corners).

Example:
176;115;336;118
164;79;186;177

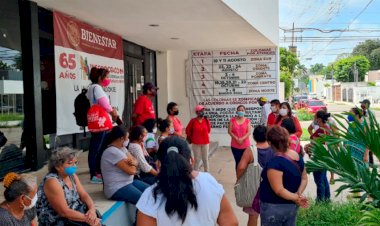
267;169;299;202
130;145;158;176
236;147;254;181
241;120;252;140
116;158;137;175
308;123;314;136
217;195;239;226
137;211;157;226
74;175;96;212
293;117;303;138
228;121;237;141
43;178;90;223
297;168;308;195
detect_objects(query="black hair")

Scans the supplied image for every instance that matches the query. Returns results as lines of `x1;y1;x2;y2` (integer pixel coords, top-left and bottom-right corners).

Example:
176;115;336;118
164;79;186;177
158;118;171;133
316;110;331;124
270;99;280;105
351;107;362;118
142;119;156;133
3;174;32;202
281;118;297;134
154;137;197;222
253;125;267;142
106;125;127;145
89;67;109;84
167;102;178;115
276;102;293;124
129;125;146;142
236;105;246;111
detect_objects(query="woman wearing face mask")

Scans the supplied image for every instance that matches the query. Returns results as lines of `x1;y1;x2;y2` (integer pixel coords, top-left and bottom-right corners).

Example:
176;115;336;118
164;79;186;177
0;173;37;226
87;67;119;184
101;125;149;204
275;102;303;138
167;102;183;137
345;107;369;162
36;147;101;226
186;105;211;172
228;105;252;169
128;126;159;185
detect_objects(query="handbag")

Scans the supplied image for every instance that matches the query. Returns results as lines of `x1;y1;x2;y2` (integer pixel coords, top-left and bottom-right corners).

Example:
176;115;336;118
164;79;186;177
234;145;262;207
87;86;113;133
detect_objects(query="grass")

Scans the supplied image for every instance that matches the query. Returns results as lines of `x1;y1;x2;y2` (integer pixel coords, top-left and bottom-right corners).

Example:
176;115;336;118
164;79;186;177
297;109;314;121
297;201;363;226
0;113;24;121
301;128;310;141
372;107;380;111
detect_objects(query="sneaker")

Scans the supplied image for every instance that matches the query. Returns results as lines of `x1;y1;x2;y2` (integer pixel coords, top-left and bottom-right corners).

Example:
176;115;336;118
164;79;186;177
90;176;103;184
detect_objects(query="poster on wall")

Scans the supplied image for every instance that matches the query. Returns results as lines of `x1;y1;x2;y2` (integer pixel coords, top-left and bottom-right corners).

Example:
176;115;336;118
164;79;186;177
189;48;279;133
53;11;124;135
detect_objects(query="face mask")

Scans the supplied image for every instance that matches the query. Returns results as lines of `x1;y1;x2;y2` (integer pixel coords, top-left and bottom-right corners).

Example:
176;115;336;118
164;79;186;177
64;166;77;176
102;78;111;87
279;108;288;116
173;111;179;116
23;194;38;210
270;106;277;112
237;111;245;117
197;111;204;117
123;139;129;147
153;128;158;134
347;115;355;122
169;127;175;134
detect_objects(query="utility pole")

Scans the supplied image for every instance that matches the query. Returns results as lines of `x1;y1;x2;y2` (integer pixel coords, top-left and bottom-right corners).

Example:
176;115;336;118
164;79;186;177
289;22;297;54
331;68;335;102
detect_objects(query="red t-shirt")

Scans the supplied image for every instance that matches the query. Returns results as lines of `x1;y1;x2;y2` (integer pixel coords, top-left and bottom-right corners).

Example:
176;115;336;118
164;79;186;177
133;95;155;126
186;118;211;145
267;112;277;126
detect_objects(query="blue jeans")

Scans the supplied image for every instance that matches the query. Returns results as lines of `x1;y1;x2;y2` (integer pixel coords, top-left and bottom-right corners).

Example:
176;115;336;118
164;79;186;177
111;180;149;204
313;170;331;202
260;202;298;226
89;131;107;178
231;147;245;170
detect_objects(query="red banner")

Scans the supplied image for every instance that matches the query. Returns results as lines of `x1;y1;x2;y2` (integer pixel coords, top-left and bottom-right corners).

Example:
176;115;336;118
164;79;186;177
53;11;123;60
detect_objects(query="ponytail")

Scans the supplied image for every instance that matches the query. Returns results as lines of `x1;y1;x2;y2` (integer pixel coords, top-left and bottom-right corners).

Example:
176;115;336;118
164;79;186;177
154;137;198;222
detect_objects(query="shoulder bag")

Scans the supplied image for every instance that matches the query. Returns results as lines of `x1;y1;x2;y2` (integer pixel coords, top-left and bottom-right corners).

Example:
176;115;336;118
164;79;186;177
87;86;113;132
234;145;262;207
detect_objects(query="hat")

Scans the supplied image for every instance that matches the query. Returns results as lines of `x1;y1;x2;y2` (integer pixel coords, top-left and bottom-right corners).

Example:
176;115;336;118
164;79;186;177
258;97;268;102
143;82;159;92
360;99;370;106
195;105;205;112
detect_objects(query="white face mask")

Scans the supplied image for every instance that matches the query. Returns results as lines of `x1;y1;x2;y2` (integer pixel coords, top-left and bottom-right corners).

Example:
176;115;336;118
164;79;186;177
279;108;288;116
153;128;157;134
270;106;277;113
169;127;175;134
123;139;129;147
24;194;37;210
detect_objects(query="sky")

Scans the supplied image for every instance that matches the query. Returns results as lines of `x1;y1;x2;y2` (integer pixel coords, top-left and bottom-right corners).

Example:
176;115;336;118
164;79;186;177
280;0;380;68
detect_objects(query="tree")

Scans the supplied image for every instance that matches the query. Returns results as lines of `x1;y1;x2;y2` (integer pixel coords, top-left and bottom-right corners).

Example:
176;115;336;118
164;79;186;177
280;67;293;99
352;39;380;70
310;63;325;75
333;55;370;82
280;47;299;74
369;47;380;70
0;61;11;70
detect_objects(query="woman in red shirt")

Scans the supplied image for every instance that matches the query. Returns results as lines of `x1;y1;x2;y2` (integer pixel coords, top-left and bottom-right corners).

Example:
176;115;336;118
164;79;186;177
186;105;211;172
275;102;302;138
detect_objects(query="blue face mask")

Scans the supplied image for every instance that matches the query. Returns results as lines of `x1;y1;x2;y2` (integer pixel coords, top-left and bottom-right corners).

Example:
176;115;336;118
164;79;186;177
237;111;245;117
347;115;355;122
64;166;77;176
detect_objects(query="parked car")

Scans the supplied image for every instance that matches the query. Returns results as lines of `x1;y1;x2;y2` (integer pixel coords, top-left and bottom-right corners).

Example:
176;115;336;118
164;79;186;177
292;95;308;108
295;99;308;110
305;100;327;113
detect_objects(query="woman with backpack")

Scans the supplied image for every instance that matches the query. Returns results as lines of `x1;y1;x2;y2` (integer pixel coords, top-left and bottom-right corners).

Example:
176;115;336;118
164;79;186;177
87;67;119;184
185;105;211;172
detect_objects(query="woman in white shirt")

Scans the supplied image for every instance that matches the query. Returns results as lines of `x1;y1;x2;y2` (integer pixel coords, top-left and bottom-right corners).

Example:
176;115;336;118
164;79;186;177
136;137;238;226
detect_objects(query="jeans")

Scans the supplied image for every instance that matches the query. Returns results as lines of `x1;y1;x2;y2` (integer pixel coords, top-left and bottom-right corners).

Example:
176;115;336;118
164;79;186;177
231;147;246;169
88;131;107;178
313;170;331;202
111;180;149;204
260;202;298;226
192;144;210;172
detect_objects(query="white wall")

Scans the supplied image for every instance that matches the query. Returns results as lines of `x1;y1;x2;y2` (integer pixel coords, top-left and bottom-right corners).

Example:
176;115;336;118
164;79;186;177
221;0;279;45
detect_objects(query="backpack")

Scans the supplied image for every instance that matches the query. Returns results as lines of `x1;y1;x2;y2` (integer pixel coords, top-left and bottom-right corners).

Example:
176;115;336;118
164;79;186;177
73;88;90;128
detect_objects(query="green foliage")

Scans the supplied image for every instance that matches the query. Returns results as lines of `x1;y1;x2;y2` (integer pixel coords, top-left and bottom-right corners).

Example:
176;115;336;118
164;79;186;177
0;61;11;70
310;63;326;75
324;83;331;88
297;201;363;226
357;205;380;226
352;39;380;70
296;109;314;121
333;55;370;82
369;48;380;70
0;113;24;121
280;47;299;74
280;67;293;99
368;82;376;87
301;128;310;141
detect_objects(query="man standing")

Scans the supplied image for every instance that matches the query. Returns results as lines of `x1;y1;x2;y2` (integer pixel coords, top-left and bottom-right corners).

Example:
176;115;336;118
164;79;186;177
132;82;158;126
267;99;281;126
258;97;271;126
360;99;374;164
